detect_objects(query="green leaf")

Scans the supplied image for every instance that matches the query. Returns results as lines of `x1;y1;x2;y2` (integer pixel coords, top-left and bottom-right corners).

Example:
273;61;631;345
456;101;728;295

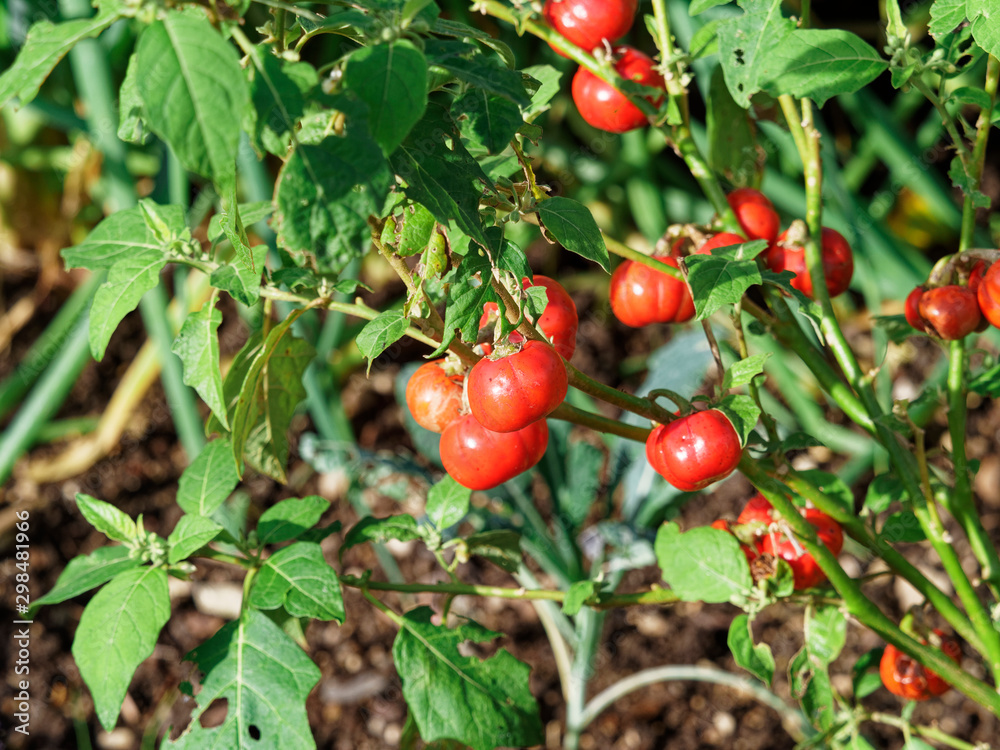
28;546;139;616
274;135;391;274
791;648;836;730
257;496;331;545
655;523;753;604
62;202;184;271
433;248;498;355
707;66;759;187
166;609;321;749
0;3;123;108
537;197;610;273
464;530;522;573
718;0;796;108
343;40;428;155
76;493;136;542
722;353;770;391
393;607;543;750
728;614;774;685
356;310;411;375
795;469;854;515
559;441;604;530
885;0;907;40
970;360;1000;397
521;64;563;119
388;102;491;248
341;515;422;560
246;56;316;156
249;541;345;621
716;395;760;447
562;580;597;616
136;15;249;190
177;438;240;516
453;88;522;155
73;567;170;731
949;156;991;208
863;474;904;515
930;0;967;39
852;648;885;699
211;245;267;307
426;475;471;530
805;604;847;666
168;515;223;564
685;252;763;320
118;53;149;145
969;1;1000;58
88;249;168;360
881;511;925;543
172;298;228;429
758;29;887;107
432;50;530;108
396;204;438;257
690;0;731;13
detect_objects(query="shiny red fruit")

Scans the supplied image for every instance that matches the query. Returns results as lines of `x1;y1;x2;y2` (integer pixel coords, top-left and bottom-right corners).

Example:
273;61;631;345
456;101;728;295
467;340;568;433
760;508;844;590
543;0;638;58
736;492;774;532
918;285;981;340
405;361;464;433
571;46;665;134
767;227;854;299
905;286;928;332
645;410;742;492
880;630;962;701
609;256;693;327
727;189;780;244
697;232;748;255
978;262;1000;329
968;261;987;294
479;276;579;359
440;415;549;491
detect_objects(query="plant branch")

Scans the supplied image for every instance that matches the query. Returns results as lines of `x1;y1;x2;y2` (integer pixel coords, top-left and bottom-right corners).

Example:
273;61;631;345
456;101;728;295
550;403;652;442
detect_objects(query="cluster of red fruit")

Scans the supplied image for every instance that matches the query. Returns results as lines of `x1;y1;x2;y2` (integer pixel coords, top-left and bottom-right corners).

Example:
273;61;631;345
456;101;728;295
405;277;578;491
880;629;962;701
905;259;1000;340
609;188;855;331
712;493;844;590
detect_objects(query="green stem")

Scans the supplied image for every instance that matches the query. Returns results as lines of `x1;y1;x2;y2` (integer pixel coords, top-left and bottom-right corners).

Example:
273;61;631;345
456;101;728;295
911;77;971;167
550;403;651;442
869;712;981;750
564;607;605;750
778;95;809;167
604;233;681;278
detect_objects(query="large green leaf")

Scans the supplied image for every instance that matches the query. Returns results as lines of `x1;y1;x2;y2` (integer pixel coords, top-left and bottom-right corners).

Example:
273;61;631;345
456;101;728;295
356;310;411;374
249;541;345;621
274;134;391;274
707;66;759;187
718;0;795;108
257;496;330;545
246;55;317;156
177;438;241;516
166;609;321;749
453;88;522;155
728;614;775;685
343;40;428;155
425;475;471;530
537;197;609;272
76;493;136;542
655;523;753;604
969;1;1000;58
167;515;223;564
28;546;139;616
172;298;227;428
88;249;168;360
136;15;249;190
930;0;966;39
62;202;185;271
73;567;170;731
0;1;124;108
685;241;767;320
393;607;543;750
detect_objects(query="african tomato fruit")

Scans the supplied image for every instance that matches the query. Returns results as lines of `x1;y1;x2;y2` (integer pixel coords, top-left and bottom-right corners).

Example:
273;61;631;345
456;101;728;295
727;188;779;244
767;227;854;299
918;285;981;340
697;232;747;255
880;630;962;701
479;275;579;359
905;286;928;332
978;261;1000;329
609;256;694;327
571;46;665;134
543;0;638;58
736;492;774;531
645;410;741;492
404;360;464;433
467;340;568;433
440;415;549;491
759;508;844;590
968;260;987;294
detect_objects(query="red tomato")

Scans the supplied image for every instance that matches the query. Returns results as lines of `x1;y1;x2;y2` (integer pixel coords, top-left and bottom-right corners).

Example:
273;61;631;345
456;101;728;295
766;227;854;299
978;261;1000;329
571;46;665;134
405;360;464;433
880;630;962;701
609;256;693;327
697;232;747;255
727;189;779;244
645;410;742;492
440;415;549;491
467;340;568;433
479;276;579;359
905;286;928;332
918;285;981;340
711;519;757;565
968;261;987;294
760;508;844;590
736;492;774;532
543;0;638;58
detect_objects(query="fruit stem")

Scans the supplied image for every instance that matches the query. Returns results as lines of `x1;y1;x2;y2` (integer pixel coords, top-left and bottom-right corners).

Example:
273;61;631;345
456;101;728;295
731;303;779;444
868;712;982;750
549;403;652;442
778;95;809;168
604;234;682;278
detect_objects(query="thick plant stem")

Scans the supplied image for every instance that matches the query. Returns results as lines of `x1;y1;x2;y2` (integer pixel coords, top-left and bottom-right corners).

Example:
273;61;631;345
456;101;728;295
745;463;1000;714
550;403;651;442
564;607;604;750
